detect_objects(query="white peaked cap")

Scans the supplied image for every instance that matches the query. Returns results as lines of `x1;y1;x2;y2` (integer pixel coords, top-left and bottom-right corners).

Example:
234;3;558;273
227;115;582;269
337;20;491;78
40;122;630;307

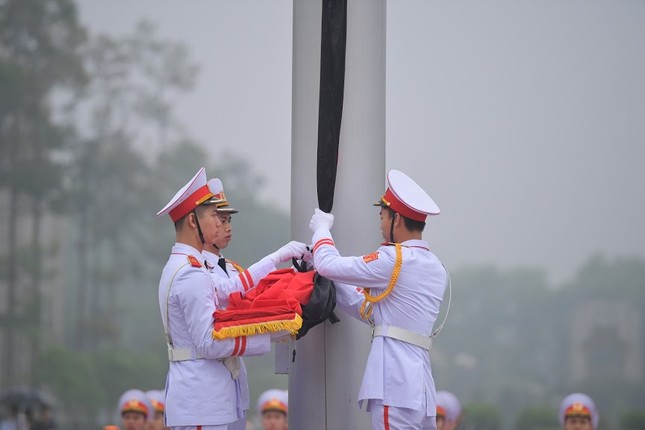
436;391;462;423
156;167;216;222
209;178;223;195
118;388;153;420
376;169;440;222
257;389;288;414
206;178;238;213
559;392;599;429
146;389;165;413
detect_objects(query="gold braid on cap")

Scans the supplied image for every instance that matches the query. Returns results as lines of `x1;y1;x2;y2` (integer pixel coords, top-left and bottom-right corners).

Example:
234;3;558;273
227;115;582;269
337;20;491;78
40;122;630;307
359;243;402;319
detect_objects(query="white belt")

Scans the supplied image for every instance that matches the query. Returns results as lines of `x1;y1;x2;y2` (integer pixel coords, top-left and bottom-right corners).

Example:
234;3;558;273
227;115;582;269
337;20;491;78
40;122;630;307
167;347;239;380
372;325;432;351
167;346;204;362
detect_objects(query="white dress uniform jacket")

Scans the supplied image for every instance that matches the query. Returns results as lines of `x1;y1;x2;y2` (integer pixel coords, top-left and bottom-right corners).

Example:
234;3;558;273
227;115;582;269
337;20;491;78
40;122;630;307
313;229;446;416
159;243;272;427
202;250;276;309
202;250;276;425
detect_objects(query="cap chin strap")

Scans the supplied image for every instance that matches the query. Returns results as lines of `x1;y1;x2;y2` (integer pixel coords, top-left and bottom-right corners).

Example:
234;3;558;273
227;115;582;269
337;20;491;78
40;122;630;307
389;215;396;243
192;209;205;245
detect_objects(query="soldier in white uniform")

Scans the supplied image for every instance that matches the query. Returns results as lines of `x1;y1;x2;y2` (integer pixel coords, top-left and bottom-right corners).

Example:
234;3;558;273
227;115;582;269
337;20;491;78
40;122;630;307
117;389;153;430
308;169;447;430
157;167;306;430
256;389;288;430
201;178;304;430
435;391;461;430
146;390;168;430
558;393;598;430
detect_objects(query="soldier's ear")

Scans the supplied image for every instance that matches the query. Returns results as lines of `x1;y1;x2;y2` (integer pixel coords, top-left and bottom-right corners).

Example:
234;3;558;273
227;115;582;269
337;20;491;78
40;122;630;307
393;212;402;226
188;212;197;228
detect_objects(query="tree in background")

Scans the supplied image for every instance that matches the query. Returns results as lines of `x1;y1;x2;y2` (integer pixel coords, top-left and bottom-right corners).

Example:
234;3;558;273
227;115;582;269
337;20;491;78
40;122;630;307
459;403;502;430
619;410;645;430
432;265;558;419
514;406;559;430
32;347;104;428
432;255;645;430
554;255;645;426
0;0;86;386
63;21;199;351
126;20;199;152
25;19;290;427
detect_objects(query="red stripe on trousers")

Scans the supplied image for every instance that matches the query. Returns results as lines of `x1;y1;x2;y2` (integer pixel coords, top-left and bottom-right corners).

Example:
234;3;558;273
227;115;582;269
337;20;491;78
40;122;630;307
383;405;390;430
232;337;240;356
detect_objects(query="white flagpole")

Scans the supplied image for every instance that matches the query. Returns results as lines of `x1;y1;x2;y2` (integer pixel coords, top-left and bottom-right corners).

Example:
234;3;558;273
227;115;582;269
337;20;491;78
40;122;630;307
290;0;386;428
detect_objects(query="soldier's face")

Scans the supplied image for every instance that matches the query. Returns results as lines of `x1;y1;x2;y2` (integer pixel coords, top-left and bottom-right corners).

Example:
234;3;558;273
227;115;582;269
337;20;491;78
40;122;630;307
564;415;593;430
262;410;288;430
436;415;446;430
149;411;164;430
196;206;222;244
214;213;233;249
121;412;146;430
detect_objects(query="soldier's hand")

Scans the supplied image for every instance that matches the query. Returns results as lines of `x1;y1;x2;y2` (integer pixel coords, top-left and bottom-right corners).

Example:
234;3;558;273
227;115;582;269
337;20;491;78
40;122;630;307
301;245;314;265
269;241;308;265
309;208;334;232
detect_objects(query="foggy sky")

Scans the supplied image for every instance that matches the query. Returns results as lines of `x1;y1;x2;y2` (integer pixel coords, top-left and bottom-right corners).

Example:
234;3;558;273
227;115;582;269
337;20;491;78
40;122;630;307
77;0;645;284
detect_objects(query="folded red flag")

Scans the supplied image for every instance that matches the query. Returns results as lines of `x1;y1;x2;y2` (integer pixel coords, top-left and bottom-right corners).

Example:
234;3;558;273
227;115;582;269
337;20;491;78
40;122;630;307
212;268;316;339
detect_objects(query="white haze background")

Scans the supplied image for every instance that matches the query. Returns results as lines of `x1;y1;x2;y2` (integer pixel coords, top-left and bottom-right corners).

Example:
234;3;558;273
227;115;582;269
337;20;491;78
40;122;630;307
77;0;645;284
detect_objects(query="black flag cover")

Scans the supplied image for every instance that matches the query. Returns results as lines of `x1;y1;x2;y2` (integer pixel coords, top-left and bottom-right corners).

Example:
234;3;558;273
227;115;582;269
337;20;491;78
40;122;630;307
316;0;347;213
292;259;340;340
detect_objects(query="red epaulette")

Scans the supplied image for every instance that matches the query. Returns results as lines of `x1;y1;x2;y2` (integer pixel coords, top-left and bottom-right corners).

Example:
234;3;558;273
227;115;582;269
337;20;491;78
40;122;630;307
187;255;202;268
362;251;379;264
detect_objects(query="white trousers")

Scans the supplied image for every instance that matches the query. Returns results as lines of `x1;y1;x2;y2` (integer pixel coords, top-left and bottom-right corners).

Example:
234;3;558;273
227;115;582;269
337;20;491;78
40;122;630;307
227;415;246;430
369;403;437;430
170;426;227;430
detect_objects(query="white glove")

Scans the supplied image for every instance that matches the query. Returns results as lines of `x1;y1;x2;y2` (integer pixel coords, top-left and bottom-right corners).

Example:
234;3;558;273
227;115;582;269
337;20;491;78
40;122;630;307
309;208;334;232
222;357;241;380
269;241;308;265
301;245;314;265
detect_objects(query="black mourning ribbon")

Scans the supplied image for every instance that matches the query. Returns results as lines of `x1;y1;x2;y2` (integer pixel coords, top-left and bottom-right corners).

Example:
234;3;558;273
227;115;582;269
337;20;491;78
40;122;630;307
316;0;347;213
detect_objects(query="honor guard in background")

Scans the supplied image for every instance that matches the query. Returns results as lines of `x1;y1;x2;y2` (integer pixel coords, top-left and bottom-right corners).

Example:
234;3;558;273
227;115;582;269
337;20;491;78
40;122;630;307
256;390;288;430
201;178;306;430
157;167;299;430
435;391;462;430
117;389;152;430
308;169;447;430
146;390;169;430
558;393;598;430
